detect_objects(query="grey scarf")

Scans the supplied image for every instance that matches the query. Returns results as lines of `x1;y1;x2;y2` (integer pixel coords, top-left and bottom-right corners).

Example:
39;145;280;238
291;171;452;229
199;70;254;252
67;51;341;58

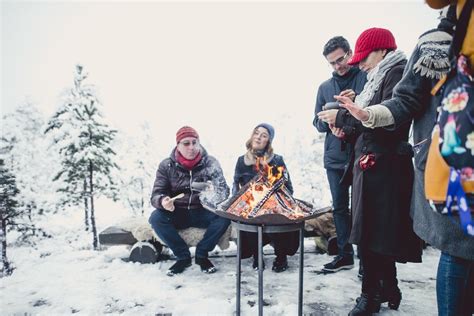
355;50;406;108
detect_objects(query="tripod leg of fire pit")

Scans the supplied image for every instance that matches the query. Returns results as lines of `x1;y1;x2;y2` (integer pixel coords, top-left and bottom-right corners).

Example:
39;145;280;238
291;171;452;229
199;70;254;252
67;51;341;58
258;225;263;316
236;228;241;316
298;226;304;316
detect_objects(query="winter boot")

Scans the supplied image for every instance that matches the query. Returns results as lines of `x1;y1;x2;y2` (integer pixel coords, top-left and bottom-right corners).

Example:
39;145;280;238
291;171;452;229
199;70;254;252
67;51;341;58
381;285;402;310
166;258;192;276
323;255;354;272
348;293;381;316
272;255;289;273
195;257;217;274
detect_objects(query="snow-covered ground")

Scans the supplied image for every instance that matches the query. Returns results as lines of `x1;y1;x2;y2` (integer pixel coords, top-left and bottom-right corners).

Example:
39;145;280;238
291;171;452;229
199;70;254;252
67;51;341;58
1;201;440;316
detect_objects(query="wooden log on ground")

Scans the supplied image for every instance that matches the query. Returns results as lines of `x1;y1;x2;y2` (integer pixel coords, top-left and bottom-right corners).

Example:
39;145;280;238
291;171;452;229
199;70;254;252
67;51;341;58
129;241;159;264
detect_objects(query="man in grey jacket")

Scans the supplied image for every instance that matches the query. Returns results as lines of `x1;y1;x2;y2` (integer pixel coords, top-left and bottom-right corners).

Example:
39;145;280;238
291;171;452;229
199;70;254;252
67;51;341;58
149;126;230;276
313;36;367;272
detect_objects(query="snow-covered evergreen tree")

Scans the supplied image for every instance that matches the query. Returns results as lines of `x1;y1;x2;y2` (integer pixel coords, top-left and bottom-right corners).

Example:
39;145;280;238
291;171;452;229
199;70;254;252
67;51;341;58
1;101;58;242
0;159;20;276
116;122;156;216
45;64;119;249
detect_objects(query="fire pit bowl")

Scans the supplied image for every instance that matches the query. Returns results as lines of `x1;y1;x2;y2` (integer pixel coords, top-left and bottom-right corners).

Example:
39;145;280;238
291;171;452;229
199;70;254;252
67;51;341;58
201;173;331;225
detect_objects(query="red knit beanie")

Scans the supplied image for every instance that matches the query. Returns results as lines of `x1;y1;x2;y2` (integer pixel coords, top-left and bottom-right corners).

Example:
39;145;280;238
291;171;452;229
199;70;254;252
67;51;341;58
348;28;397;65
176;126;199;143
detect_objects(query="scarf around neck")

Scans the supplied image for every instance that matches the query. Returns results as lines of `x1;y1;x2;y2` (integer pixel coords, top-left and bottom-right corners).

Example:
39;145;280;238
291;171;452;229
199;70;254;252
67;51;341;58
175;149;202;170
333;67;361;92
243;150;274;167
355;50;406;108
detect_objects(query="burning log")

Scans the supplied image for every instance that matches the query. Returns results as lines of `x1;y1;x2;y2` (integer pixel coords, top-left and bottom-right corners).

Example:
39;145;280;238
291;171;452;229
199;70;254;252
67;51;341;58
202;158;331;225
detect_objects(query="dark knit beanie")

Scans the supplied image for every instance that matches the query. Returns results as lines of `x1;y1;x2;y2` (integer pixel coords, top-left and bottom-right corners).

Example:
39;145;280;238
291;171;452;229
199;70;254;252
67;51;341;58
348;28;397;65
176;126;199;143
255;123;275;142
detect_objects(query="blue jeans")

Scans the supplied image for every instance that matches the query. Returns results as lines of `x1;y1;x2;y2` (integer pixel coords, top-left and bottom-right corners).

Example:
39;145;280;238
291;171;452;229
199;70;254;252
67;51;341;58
149;208;230;260
436;252;474;316
326;168;353;258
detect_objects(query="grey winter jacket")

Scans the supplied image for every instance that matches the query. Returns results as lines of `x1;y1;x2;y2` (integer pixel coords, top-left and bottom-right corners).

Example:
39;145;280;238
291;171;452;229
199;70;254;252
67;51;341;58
313;68;367;169
382;29;474;260
150;147;229;210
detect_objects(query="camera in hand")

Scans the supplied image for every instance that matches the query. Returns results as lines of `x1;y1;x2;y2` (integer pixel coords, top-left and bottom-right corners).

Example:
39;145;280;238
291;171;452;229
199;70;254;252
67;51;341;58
322;101;341;110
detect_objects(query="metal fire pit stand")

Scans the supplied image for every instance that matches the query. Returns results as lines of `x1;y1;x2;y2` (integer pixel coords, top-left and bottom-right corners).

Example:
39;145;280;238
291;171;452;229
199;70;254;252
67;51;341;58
231;220;305;316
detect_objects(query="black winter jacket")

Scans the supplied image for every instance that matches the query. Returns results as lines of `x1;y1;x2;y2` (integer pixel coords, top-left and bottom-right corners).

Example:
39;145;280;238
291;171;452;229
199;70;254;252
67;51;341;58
336;60;423;263
150;148;229;210
313;67;367;169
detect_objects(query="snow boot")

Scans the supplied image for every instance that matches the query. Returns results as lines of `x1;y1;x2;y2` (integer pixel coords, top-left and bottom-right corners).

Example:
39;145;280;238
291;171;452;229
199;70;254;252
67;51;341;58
166;258;192;276
195;257;217;274
349;293;381;316
272;255;288;273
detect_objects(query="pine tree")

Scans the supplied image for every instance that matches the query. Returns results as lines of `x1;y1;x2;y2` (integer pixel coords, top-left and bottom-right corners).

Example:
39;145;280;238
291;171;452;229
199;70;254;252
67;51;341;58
1;101;56;242
45;64;119;249
0;159;20;276
116;122;155;216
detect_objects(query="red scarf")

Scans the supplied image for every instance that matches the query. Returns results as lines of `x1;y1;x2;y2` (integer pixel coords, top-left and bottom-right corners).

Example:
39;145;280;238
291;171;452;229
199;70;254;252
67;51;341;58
175;149;202;170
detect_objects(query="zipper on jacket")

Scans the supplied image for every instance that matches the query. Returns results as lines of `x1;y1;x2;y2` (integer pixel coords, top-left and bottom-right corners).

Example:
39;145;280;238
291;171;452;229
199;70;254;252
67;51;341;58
188;170;193;210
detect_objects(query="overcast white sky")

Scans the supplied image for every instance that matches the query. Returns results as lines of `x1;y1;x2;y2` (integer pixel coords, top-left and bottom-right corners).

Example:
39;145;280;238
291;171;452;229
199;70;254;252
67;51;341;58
2;1;439;155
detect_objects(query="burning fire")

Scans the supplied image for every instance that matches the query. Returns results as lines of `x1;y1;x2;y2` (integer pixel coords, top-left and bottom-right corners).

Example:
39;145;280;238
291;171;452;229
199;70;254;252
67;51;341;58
243;182;270;214
211;156;319;223
239;157;286;214
255;156;285;186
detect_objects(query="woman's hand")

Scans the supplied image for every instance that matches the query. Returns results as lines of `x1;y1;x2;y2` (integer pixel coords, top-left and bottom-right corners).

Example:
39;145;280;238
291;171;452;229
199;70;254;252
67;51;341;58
317;109;339;125
161;196;175;212
339;89;356;101
334;95;370;122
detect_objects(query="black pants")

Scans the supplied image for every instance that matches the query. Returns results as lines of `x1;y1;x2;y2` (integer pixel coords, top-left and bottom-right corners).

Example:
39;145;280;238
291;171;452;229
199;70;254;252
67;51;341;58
239;231;300;259
361;246;398;297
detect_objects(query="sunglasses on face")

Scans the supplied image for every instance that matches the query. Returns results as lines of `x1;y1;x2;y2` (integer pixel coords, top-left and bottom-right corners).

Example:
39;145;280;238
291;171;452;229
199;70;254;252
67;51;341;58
329;51;349;66
180;140;198;147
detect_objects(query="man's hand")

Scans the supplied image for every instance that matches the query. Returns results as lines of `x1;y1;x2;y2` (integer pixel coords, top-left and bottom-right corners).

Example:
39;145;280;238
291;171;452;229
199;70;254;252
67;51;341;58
329;124;345;138
317;109;339;125
161;196;175;212
334;95;370;122
339;89;356;101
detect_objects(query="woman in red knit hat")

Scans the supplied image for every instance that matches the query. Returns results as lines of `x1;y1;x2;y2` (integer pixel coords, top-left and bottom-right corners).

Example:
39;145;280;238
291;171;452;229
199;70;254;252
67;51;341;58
318;27;422;315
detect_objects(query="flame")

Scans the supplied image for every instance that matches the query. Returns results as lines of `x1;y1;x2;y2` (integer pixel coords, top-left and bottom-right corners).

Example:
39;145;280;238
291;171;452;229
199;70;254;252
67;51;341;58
227;159;313;220
238;157;285;217
243;182;269;213
255;156;284;186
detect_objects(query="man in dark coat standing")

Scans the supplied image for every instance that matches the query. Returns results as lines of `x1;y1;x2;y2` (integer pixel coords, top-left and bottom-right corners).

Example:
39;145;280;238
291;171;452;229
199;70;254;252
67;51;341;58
313;36;367;273
149;126;230;276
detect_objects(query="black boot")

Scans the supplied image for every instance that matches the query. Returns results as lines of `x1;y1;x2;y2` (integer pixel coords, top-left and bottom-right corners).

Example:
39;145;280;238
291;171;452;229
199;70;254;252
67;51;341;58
381;286;402;310
272;255;288;273
195;257;217;274
348;293;381;316
166;258;192;276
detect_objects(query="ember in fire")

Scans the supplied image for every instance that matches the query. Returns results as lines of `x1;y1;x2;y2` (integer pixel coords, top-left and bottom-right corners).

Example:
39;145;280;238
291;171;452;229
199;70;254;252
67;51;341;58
225;158;312;220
